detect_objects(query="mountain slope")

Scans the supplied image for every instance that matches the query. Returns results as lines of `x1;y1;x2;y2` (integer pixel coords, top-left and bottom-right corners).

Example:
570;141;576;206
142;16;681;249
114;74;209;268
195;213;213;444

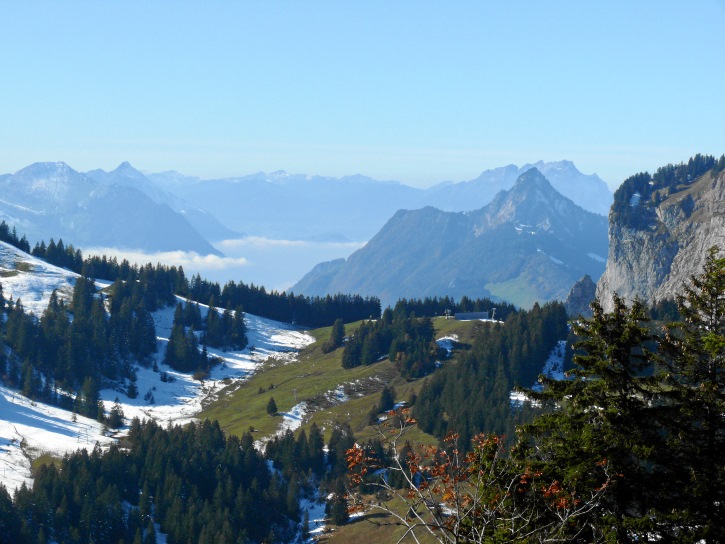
0;162;222;255
86;162;240;241
597;161;725;310
294;168;608;308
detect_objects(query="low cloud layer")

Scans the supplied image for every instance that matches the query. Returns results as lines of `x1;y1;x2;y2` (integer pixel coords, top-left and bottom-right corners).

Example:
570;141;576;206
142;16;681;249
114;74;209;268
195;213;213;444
81;237;362;293
82;247;249;271
217;236;364;251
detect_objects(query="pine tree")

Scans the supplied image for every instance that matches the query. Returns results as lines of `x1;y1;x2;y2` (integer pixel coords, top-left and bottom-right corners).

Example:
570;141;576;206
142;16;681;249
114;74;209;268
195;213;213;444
322;318;345;353
379;385;395;412
519;295;664;542
659;246;725;543
266;396;278;416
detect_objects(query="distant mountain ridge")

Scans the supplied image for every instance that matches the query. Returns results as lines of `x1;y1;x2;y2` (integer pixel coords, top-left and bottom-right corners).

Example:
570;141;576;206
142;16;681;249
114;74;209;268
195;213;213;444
161;160;612;242
0;161;224;255
293;168;609;308
420;160;612;216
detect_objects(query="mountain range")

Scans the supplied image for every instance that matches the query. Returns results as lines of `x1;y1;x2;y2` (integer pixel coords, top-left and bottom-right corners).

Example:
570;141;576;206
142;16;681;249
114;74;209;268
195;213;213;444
161;161;612;242
0;162;227;255
293;168;609;308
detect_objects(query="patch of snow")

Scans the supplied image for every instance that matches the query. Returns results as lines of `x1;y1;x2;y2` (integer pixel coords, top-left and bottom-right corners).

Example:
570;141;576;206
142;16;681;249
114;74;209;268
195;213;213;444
510;339;567;407
0;241;112;317
300;496;329;540
436;334;458;356
327;384;349;404
509;391;539;407
278;402;308;434
1;292;315;492
587;252;606;263
630;192;641;207
0;385;115;493
101;298;315;428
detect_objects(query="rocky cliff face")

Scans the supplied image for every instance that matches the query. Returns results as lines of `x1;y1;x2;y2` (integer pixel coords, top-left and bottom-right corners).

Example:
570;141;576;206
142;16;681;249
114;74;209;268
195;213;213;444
597;169;725;310
565;274;597;318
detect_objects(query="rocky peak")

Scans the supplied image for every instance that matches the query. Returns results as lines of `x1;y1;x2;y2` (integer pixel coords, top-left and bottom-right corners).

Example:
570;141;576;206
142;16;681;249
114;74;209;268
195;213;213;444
565;274;596;318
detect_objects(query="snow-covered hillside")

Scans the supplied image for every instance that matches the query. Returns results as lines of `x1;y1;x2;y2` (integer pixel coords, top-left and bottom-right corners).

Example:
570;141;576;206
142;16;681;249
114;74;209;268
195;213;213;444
0;241;81;316
0;242;315;493
105;298;314;428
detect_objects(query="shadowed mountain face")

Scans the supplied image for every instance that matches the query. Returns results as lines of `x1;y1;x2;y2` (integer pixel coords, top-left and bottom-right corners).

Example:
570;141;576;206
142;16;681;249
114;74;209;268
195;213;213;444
0;162;222;255
293;168;608;308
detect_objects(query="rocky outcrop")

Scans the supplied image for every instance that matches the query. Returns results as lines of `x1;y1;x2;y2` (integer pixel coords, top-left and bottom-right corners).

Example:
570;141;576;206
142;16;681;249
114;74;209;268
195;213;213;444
597;170;725;310
565;275;597;318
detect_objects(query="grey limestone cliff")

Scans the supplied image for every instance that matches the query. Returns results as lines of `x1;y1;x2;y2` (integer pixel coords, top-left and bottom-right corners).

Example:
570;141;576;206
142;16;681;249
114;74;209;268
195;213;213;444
597;169;725;310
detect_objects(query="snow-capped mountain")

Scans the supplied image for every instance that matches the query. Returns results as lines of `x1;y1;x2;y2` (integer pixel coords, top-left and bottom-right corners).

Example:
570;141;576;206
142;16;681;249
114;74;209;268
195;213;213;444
86;162;240;241
0;162;224;255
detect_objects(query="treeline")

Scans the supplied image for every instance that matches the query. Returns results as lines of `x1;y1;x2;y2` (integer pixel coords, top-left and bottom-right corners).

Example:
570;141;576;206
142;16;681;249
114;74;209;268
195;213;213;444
391;295;517;321
0;220;380;327
0;221;30;253
0;418;301;544
612;153;725;229
194;277;381;328
341;309;442;379
413;301;568;446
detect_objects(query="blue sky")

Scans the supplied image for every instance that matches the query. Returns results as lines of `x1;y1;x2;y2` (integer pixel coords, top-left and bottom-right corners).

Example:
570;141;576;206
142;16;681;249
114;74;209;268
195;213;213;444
2;1;724;190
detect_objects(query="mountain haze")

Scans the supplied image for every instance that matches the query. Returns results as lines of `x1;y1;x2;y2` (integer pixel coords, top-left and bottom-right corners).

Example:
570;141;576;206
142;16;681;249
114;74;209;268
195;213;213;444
160;161;611;243
293;168;608;308
420;160;612;216
0;162;224;255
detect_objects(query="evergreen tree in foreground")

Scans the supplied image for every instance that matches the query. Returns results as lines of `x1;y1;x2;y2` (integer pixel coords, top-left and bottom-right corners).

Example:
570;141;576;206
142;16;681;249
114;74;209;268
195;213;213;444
519;295;665;542
659;247;725;543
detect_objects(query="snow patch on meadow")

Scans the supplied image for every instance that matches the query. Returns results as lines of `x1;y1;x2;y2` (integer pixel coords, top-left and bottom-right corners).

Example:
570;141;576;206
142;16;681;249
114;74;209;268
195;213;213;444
1;290;315;493
0;385;115;492
510;339;567;407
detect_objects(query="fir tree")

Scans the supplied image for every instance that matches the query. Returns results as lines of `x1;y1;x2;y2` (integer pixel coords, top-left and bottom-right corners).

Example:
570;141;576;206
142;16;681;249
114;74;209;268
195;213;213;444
519;296;666;541
266;396;278;416
659;246;725;542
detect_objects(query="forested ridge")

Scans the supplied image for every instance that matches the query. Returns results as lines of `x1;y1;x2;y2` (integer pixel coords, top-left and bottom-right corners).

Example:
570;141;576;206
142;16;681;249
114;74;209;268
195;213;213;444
413;301;569;446
1;220;381;328
611;153;725;229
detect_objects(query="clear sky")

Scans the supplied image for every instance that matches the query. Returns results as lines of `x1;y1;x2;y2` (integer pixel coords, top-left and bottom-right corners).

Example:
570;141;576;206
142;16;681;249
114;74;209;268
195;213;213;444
2;1;724;190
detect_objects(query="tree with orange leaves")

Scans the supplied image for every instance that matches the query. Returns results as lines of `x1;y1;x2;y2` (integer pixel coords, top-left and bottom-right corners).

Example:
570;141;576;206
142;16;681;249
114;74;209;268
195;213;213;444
346;408;613;543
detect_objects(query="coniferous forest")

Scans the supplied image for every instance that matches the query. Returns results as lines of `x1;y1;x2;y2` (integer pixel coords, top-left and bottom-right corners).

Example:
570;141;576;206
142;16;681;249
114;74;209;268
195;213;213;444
348;248;725;543
1;222;724;542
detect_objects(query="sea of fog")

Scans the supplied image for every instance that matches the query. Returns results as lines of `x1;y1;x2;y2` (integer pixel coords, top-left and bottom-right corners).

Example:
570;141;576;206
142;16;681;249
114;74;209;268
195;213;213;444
83;237;363;294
